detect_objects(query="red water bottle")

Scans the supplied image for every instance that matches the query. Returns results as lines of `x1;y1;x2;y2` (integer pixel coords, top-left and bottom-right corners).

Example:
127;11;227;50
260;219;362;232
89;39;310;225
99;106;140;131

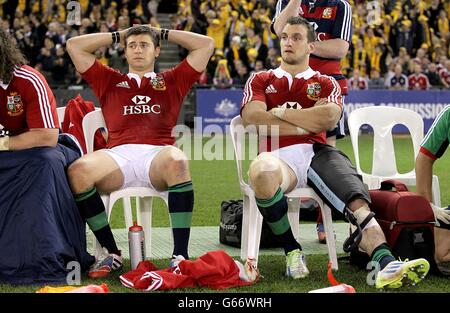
128;221;145;270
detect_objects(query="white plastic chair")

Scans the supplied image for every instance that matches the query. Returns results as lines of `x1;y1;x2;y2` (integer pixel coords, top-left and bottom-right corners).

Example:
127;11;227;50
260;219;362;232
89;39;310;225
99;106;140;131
56;107;65;127
348;106;441;206
229;116;338;270
82;109;168;258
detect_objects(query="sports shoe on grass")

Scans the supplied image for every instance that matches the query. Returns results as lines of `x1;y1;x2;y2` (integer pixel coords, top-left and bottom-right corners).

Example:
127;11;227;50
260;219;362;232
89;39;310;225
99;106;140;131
88;248;123;279
286;249;309;279
375;258;430;289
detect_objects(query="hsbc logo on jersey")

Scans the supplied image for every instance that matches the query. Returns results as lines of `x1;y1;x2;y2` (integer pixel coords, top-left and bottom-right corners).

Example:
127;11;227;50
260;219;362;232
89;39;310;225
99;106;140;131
280;102;302;109
123;104;161;115
124;95;161;115
132;95;151;105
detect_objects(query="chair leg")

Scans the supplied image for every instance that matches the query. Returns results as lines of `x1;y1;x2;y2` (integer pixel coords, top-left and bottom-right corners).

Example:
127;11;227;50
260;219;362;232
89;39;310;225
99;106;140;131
320;202;338;271
248;196;263;263
287;197;300;241
367;177;381;190
123;197;133;229
432;176;441;207
240;195;251;261
138;197;153;259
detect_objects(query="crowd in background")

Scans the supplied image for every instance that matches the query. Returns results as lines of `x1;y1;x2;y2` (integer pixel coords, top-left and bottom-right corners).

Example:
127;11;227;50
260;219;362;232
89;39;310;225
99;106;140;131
0;0;449;90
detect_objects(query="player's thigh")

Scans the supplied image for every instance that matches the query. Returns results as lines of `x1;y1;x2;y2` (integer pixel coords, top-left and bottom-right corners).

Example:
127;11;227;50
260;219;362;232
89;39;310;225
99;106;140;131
149;146;190;190
74;150;124;193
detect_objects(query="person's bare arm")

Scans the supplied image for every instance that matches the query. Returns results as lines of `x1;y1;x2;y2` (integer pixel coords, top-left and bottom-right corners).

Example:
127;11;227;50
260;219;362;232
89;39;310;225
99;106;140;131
415;152;435;202
163;29;215;72
273;0;302;37
2;128;59;151
311;39;350;59
241;101;302;136
66;31;125;73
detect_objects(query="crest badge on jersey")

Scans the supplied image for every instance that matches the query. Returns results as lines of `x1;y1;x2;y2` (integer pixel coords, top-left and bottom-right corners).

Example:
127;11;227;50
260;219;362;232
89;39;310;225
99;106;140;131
151;76;166;91
322;8;333;19
306;83;321;100
6;92;24;116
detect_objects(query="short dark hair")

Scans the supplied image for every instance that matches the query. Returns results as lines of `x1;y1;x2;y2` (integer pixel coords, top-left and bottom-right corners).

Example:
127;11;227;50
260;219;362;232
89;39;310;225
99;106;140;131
285;16;316;43
125;25;160;48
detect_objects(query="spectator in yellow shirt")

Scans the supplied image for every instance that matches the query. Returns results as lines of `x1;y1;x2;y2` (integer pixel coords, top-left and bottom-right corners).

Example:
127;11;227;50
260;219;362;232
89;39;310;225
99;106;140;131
437;9;449;38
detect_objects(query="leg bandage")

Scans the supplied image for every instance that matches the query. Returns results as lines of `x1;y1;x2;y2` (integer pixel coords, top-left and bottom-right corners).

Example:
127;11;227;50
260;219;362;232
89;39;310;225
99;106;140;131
307;143;371;213
352;204;378;231
305;143;374;253
343;205;376;253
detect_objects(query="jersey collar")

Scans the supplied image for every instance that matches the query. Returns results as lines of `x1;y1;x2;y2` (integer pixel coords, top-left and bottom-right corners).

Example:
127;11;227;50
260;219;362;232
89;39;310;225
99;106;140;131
273;67;315;80
0;79;9;90
127;71;157;88
273;67;315;89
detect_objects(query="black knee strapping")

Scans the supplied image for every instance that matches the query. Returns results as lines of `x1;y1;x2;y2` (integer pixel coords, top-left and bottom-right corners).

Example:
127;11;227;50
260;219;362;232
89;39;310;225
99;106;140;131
307;142;371;214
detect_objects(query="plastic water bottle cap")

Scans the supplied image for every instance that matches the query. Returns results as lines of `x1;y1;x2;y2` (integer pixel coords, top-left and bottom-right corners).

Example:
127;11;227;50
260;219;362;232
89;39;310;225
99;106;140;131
129;221;143;232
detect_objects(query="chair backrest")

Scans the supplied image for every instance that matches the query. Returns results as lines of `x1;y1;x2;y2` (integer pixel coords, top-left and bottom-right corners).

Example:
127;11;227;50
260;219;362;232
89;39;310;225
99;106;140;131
82;109;106;153
56;107;65;127
230;115;258;190
348;106;424;177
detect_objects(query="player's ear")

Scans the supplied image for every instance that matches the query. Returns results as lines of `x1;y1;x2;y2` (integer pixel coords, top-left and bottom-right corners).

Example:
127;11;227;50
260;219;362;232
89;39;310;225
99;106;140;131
308;41;315;54
155;46;161;58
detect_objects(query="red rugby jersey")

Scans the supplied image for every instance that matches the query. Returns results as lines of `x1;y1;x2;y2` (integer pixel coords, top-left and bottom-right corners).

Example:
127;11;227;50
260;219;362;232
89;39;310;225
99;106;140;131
274;0;353;94
241;67;342;151
81;59;201;148
0;65;58;136
408;73;430;90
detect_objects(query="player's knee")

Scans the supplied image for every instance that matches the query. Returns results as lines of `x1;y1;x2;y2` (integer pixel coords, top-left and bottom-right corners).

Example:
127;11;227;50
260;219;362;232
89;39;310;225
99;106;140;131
67;158;93;189
249;155;281;187
165;149;190;176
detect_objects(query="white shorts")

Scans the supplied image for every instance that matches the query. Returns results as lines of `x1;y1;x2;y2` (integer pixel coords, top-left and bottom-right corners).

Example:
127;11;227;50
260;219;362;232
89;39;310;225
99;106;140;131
269;144;315;189
103;144;171;196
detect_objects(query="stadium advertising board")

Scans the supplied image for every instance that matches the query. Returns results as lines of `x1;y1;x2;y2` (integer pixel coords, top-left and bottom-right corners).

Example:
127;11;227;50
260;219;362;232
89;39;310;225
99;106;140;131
196;89;450;134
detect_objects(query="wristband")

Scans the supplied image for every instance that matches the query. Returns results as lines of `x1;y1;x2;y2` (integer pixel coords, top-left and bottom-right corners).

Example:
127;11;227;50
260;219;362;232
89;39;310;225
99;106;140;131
0;136;10;151
296;127;308;135
160;28;170;41
111;31;120;44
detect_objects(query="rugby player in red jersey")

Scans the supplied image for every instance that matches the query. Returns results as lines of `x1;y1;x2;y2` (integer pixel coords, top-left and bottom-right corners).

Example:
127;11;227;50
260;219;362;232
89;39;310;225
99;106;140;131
66;25;214;278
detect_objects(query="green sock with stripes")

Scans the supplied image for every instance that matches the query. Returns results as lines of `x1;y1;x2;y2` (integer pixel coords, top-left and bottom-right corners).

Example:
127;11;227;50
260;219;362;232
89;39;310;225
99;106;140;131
256;187;301;255
168;181;194;259
74;187;120;255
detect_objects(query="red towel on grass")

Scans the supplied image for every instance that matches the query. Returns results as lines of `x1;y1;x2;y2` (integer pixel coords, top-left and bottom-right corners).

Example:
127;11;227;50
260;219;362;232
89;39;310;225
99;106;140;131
119;250;253;291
